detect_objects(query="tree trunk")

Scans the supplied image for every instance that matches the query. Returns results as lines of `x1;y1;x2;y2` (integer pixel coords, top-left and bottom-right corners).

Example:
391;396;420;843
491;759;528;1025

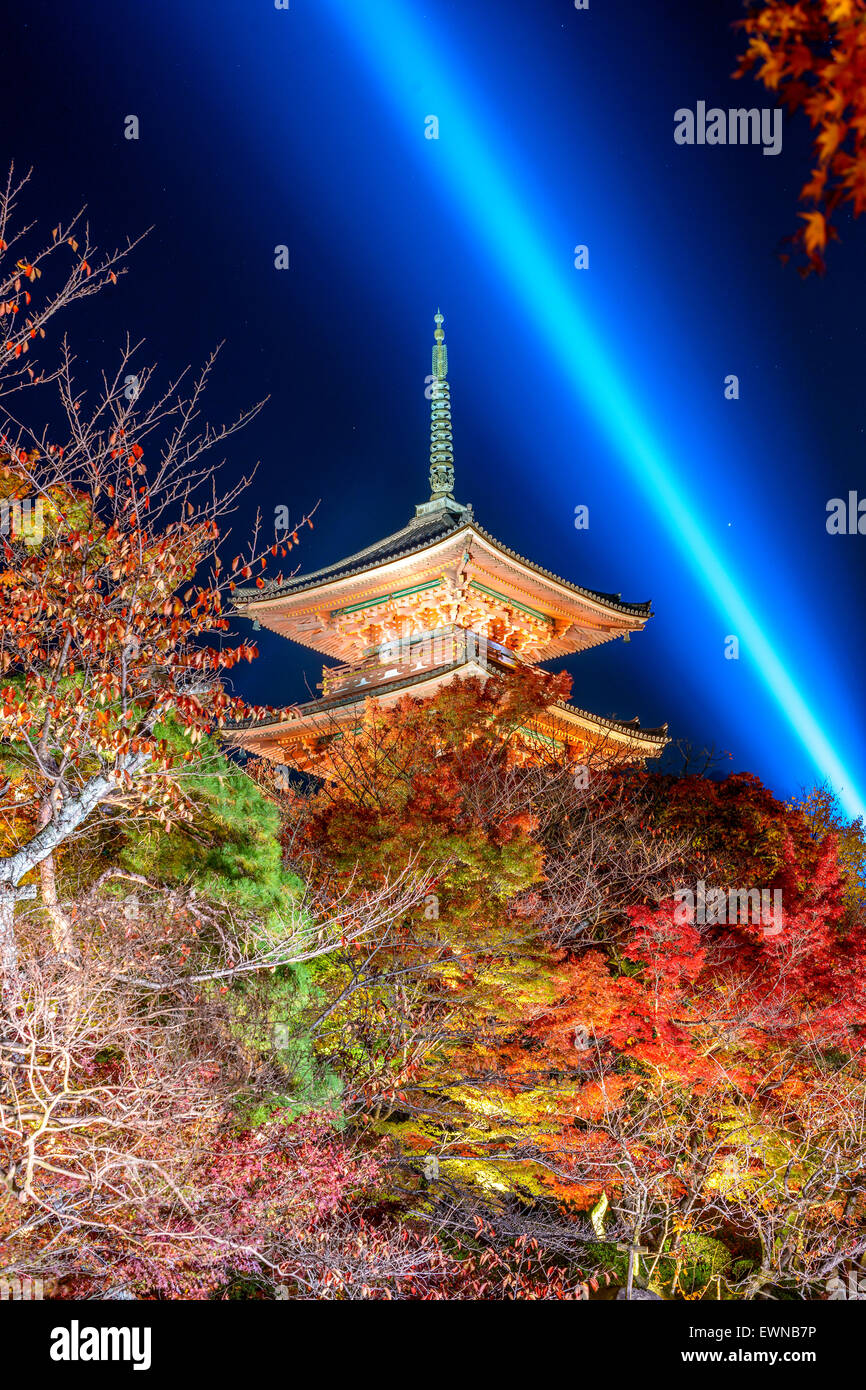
0;753;149;895
0;893;18;1009
0;759;147;1009
39;850;79;963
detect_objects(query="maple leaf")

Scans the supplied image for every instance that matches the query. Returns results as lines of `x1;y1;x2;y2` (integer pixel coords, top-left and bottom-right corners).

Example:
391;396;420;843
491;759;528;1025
816;121;846;162
801;166;828;202
800;209;828;254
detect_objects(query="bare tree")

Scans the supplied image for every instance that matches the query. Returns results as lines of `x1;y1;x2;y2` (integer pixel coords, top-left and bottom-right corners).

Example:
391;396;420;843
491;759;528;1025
0;861;432;1292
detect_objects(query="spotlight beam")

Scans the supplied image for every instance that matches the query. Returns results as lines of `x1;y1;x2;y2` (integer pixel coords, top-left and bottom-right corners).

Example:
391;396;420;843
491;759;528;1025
323;0;866;819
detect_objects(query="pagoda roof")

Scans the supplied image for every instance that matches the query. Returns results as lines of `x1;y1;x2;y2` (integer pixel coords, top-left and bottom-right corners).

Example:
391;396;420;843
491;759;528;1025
235;502;652;621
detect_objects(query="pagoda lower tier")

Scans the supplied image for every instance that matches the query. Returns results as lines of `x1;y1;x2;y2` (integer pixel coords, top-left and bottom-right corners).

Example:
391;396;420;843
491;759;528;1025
226;626;668;778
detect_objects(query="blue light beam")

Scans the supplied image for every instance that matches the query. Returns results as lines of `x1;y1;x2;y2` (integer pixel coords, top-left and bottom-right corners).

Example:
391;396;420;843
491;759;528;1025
323;0;866;820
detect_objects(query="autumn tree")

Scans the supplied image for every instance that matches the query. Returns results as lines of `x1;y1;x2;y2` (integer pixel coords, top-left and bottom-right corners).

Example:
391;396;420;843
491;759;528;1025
0;786;436;1285
282;673;866;1297
793;782;866;915
0;166;315;999
281;677;680;1219
735;0;866;272
0;165;136;399
0;168;147;992
0;341;274;995
476;780;866;1296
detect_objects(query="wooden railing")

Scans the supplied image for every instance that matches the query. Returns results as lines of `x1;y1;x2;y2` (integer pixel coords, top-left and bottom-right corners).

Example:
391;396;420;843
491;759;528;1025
319;626;513;699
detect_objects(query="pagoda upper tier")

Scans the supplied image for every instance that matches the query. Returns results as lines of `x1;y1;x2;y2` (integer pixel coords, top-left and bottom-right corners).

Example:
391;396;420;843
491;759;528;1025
234;497;653;665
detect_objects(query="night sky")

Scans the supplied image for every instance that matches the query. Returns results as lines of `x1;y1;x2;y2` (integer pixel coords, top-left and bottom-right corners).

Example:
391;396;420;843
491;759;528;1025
4;0;865;814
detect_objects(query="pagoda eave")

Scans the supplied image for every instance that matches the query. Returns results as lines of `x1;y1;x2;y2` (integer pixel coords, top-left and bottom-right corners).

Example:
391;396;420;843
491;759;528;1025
225;659;668;778
235;522;651;666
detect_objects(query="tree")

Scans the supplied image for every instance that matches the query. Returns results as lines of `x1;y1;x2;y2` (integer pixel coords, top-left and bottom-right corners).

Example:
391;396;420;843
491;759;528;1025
476;792;866;1295
792;783;866;916
0;166;326;1000
735;0;866;273
0;347;270;996
284;674;866;1296
0;857;432;1292
279;671;576;1161
0;165;135;399
282;677;673;1204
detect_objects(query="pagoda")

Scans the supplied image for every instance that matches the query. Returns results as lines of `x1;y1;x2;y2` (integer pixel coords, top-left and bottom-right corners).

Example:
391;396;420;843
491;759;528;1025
228;313;668;776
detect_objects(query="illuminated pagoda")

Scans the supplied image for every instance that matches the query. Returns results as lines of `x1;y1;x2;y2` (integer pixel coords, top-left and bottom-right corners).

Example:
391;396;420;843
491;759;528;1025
228;313;667;776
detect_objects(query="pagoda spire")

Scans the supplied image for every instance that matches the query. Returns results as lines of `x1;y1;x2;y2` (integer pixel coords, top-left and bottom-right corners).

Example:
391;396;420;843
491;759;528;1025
429;310;455;500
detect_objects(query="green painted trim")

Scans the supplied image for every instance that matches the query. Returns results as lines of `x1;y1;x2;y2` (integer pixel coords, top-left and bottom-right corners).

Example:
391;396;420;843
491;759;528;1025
334;579;443;617
520;727;566;750
468;581;551;624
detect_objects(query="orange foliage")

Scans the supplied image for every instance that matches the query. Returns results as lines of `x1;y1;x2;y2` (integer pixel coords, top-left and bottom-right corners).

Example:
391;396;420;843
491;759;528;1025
736;0;866;271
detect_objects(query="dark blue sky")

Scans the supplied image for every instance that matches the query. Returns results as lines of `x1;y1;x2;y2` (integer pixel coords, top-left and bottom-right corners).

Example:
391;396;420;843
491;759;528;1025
5;0;865;813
